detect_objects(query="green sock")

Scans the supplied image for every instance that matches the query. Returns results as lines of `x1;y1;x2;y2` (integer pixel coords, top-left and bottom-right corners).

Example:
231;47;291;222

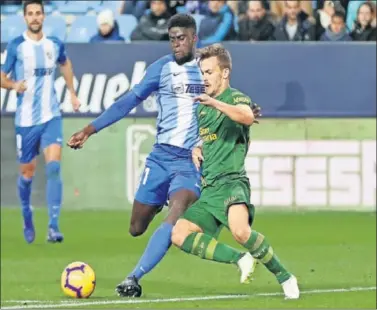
244;231;291;284
181;232;242;264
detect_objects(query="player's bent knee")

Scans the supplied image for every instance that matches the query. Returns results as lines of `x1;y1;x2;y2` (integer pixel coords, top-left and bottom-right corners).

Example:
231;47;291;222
171;219;199;247
231;227;252;245
129;222;148;237
171;228;186;247
46;161;61;179
171;221;189;247
20;161;37;179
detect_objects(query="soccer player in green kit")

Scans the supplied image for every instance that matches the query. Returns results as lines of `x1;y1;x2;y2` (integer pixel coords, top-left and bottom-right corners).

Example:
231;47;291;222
171;44;300;299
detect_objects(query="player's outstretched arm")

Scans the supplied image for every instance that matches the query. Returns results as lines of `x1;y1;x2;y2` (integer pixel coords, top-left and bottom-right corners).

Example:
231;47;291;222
67;56;166;150
195;94;255;126
67;91;143;149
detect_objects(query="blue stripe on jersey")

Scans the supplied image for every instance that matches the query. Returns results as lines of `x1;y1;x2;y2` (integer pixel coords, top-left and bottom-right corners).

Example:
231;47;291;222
15;44;24;126
32;44;45;125
50;43;61;116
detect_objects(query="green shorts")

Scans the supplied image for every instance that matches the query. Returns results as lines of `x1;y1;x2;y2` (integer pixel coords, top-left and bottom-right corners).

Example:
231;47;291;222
182;177;255;238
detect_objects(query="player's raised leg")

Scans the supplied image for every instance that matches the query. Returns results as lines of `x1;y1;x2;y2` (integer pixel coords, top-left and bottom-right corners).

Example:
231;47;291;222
116;189;198;297
228;204;299;299
115;200;160;297
42;117;64;243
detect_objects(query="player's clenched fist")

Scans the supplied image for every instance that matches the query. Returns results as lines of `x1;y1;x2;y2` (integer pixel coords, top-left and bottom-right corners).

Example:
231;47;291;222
192;146;204;171
251;103;262;124
67;125;95;150
12;80;27;93
70;93;81;112
194;94;215;106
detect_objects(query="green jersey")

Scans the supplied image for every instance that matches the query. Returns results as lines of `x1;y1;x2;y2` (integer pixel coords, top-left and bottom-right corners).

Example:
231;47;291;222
198;87;252;186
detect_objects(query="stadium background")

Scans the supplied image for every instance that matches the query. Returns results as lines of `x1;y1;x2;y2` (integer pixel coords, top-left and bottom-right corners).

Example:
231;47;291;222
0;1;376;308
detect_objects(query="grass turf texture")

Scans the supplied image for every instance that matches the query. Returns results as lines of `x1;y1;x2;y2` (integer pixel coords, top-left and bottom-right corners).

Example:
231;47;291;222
1;208;376;309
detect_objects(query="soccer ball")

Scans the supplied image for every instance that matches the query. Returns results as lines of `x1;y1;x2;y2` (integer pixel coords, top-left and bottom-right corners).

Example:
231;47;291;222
61;262;96;298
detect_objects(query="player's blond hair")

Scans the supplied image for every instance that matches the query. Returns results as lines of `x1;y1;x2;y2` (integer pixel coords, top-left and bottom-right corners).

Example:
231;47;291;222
198;44;232;72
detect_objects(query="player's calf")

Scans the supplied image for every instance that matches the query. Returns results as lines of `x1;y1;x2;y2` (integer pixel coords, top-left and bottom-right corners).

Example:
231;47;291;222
45;160;63;242
228;203;300;297
18;160;37;244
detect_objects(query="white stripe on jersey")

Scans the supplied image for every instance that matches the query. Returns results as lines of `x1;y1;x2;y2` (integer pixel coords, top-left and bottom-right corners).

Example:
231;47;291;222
40;39;55;123
169;63;195;147
20;42;36;127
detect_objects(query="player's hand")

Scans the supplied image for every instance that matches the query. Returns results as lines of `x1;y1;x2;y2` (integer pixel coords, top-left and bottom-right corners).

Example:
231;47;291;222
192;147;204;171
251;103;262;124
70;92;81;112
12;80;27;94
67;125;95;150
194;94;215;107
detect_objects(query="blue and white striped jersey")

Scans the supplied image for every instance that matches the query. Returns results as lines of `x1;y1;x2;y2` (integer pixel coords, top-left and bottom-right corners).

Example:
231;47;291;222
133;54;205;150
2;32;67;127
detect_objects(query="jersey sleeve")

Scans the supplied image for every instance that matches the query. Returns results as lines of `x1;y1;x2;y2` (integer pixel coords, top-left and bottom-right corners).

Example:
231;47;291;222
132;55;171;100
1;40;18;74
49;36;68;65
57;40;68;64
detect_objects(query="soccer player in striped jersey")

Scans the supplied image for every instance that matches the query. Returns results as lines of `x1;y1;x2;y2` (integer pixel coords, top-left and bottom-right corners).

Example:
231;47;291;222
0;0;80;244
67;14;204;297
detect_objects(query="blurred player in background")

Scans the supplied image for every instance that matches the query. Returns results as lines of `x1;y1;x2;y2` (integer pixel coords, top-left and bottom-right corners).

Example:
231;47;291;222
67;14;204;298
171;44;300;299
0;0;80;244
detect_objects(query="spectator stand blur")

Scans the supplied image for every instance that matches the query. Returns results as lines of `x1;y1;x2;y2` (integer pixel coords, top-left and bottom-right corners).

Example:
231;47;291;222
130;0;171;41
1;0;376;44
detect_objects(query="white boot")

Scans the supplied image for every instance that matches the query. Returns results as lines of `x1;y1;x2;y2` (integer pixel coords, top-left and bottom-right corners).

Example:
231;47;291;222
281;275;300;299
237;253;257;284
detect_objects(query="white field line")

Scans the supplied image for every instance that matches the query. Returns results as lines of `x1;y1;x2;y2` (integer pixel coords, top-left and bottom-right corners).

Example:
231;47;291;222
1;286;376;309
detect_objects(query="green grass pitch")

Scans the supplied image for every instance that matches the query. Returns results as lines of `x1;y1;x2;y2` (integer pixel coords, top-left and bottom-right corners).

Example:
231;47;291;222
1;208;376;309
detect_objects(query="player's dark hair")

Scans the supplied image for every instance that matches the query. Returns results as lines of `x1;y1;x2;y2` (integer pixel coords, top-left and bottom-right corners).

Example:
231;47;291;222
23;0;44;15
198;44;232;72
332;10;346;22
248;0;267;10
168;14;197;33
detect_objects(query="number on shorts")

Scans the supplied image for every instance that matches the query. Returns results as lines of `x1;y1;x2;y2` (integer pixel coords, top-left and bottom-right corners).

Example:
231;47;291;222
142;167;150;185
16;134;22;158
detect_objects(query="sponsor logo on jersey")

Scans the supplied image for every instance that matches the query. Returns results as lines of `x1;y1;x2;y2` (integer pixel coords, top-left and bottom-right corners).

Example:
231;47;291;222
185;84;205;94
34;67;54;77
224;195;238;206
172;83;185;94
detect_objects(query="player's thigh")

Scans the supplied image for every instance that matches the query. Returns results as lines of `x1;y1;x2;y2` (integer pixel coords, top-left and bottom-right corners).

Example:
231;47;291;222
15;125;42;173
180;200;220;237
165;189;198;225
41;117;63;162
135;158;170;207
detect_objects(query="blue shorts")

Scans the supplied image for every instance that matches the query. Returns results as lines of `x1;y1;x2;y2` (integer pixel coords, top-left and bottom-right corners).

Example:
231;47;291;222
135;143;201;207
15;117;63;164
